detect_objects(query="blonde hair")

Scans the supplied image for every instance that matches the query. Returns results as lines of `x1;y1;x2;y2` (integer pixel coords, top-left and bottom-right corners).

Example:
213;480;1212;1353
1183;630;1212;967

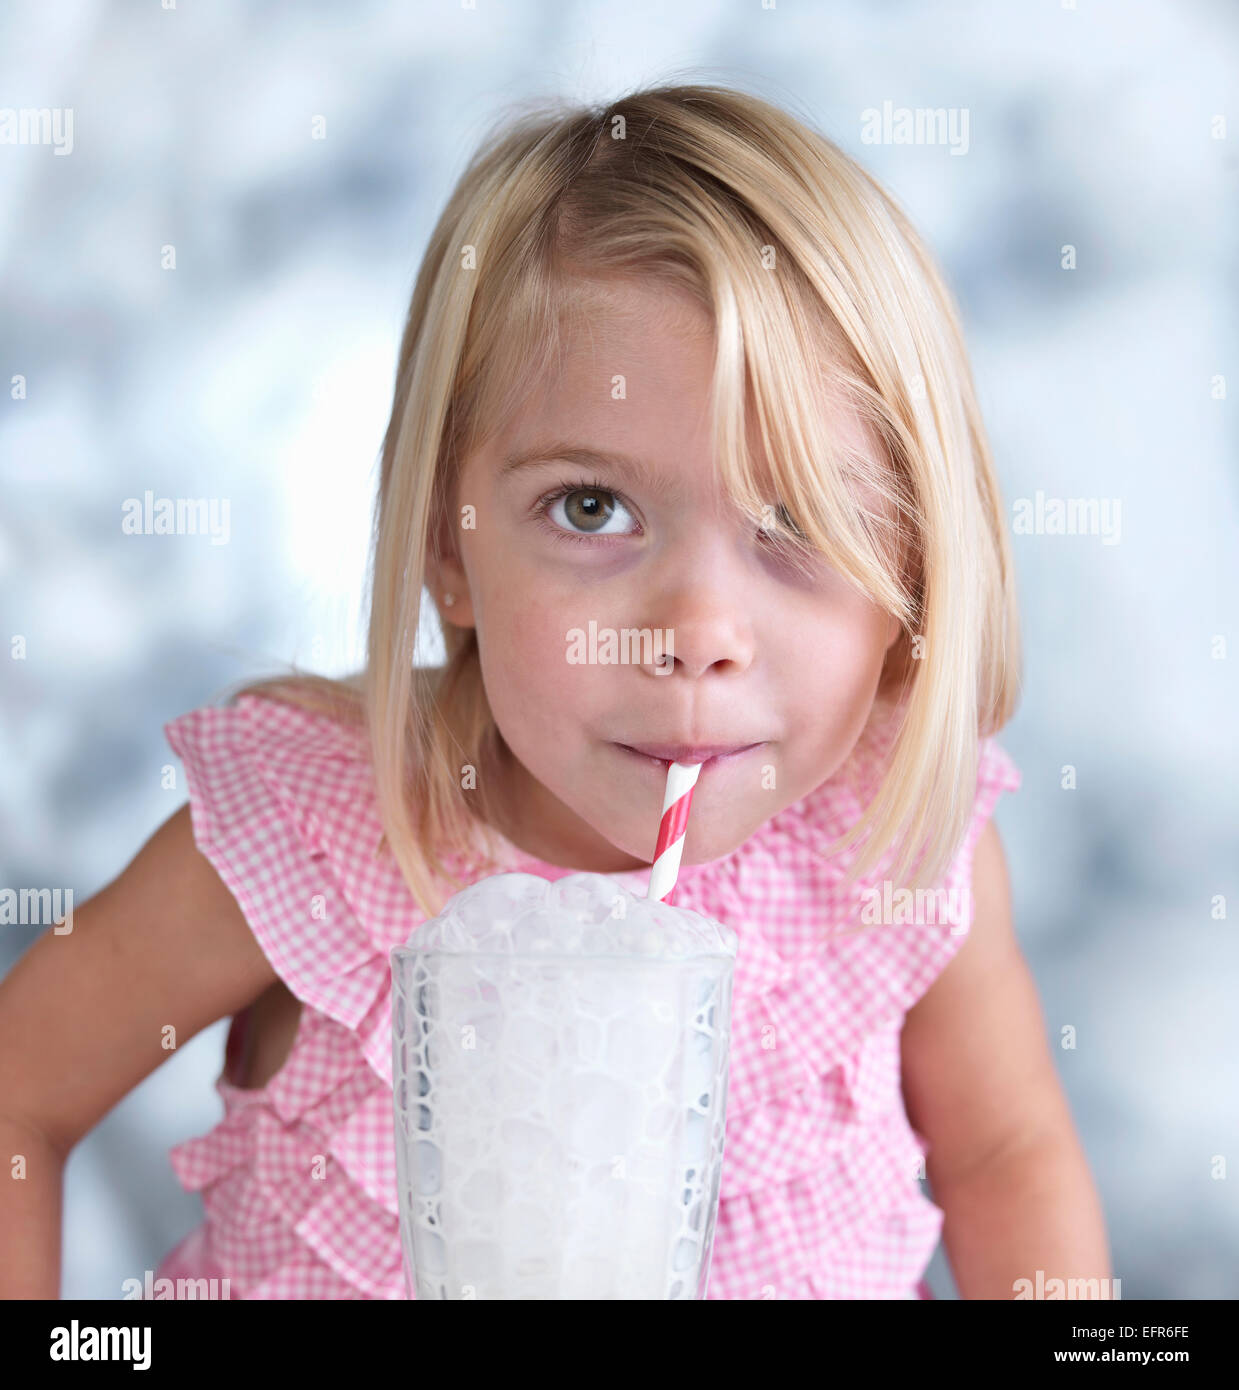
233;79;1021;919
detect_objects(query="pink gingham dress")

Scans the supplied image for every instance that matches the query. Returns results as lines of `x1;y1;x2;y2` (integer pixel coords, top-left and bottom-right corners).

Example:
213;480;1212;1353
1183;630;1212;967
154;692;1020;1299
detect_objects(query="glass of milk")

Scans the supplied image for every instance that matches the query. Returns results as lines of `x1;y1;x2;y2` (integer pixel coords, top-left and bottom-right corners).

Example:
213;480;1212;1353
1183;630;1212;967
390;871;737;1300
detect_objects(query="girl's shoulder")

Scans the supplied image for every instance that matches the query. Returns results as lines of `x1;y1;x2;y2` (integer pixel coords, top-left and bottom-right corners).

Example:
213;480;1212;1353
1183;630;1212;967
164;689;375;851
166;687;369;767
163;689;420;1050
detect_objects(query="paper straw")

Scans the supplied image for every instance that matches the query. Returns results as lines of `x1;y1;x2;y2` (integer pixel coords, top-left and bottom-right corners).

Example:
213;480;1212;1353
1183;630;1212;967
646;760;702;903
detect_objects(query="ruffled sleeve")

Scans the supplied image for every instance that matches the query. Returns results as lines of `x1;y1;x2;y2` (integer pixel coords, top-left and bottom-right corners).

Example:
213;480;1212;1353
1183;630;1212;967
677;732;1022;1299
161;693;431;1299
164;693;430;1084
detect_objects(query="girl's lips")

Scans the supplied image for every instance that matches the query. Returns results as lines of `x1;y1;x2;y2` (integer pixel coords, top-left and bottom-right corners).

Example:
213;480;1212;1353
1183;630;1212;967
614;742;764;772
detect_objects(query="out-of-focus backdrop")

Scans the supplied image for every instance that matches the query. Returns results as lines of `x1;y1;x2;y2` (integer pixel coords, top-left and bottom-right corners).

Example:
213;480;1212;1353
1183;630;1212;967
1;0;1235;1300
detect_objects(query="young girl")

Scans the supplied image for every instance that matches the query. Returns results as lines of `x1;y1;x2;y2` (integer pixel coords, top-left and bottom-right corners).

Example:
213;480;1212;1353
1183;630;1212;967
0;81;1110;1300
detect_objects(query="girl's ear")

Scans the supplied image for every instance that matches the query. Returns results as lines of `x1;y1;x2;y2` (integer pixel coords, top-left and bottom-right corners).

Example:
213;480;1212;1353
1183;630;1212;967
428;498;476;630
885;612;901;650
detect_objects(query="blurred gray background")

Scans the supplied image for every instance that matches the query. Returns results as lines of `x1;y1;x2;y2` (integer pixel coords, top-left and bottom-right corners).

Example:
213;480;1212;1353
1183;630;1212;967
1;0;1236;1300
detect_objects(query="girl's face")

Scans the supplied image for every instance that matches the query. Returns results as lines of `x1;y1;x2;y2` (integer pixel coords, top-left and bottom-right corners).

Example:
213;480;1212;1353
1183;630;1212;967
434;274;901;873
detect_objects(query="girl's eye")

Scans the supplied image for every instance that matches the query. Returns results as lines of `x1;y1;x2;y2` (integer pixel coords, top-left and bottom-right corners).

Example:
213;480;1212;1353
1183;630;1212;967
535;481;638;541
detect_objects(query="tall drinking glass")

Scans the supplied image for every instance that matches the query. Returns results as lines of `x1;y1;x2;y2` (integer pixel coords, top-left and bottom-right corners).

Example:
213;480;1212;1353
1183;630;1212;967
391;871;737;1300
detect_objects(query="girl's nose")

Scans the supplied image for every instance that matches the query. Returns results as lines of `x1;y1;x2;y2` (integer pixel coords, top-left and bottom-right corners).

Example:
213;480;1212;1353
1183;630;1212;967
639;541;758;681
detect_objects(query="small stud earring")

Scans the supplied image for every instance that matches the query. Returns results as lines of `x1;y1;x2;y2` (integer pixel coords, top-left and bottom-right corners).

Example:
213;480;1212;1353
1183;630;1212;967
442;592;456;607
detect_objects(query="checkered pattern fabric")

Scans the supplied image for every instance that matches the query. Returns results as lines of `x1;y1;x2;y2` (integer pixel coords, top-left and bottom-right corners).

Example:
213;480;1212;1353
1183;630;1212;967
153;692;1020;1299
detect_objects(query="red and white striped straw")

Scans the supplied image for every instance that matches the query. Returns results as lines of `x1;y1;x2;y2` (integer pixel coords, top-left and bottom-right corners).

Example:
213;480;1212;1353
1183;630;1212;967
645;760;702;903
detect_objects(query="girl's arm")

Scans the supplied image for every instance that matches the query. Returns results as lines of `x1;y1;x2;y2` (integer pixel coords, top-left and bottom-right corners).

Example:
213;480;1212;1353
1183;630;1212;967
900;820;1112;1298
0;803;282;1297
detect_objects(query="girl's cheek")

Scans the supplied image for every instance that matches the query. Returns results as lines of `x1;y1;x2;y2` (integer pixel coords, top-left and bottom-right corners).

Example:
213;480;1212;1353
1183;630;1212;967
490;608;572;680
